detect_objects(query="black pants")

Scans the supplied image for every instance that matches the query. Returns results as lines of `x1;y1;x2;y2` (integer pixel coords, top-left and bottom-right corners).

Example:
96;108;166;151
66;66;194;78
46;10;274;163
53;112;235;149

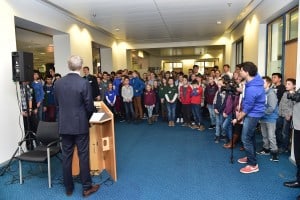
182;104;191;124
61;134;92;191
293;129;300;181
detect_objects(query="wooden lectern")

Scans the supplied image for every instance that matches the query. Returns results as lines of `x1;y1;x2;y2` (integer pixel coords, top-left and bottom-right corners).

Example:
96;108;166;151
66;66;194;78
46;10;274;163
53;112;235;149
72;101;117;181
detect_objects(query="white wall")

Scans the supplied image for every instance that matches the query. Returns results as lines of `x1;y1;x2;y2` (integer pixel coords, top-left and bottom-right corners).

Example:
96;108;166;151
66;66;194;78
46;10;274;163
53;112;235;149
0;1;24;164
0;0;124;164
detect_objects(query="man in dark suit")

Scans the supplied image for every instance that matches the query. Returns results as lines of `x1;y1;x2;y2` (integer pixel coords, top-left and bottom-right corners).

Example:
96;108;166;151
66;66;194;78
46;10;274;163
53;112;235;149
54;55;99;197
82;66;100;101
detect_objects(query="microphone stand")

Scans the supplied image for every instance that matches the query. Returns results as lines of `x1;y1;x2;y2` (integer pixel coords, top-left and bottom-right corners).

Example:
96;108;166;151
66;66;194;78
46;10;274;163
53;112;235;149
0;82;33;176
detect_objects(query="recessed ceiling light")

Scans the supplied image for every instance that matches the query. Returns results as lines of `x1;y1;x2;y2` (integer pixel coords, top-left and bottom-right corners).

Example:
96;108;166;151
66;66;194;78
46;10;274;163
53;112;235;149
115;28;120;31
40;52;46;55
217;21;222;25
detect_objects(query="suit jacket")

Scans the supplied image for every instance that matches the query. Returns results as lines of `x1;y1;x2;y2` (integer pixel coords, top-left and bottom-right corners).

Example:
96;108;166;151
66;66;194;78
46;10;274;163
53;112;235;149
83;74;100;100
54;73;94;135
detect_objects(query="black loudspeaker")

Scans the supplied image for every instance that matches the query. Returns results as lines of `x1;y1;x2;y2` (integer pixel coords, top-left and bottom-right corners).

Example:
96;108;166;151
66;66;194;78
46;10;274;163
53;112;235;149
12;51;33;82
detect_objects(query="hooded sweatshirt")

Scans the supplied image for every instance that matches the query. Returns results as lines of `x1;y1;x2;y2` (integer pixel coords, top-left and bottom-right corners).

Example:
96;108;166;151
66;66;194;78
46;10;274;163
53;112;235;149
242;74;265;118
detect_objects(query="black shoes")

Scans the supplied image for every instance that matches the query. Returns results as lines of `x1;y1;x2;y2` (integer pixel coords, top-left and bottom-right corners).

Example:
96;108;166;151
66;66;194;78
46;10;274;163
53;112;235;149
208;125;215;129
83;184;100;197
284;181;300;188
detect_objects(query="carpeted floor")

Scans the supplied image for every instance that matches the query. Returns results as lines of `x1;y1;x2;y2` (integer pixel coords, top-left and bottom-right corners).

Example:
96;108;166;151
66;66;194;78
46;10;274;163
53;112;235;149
0;119;299;200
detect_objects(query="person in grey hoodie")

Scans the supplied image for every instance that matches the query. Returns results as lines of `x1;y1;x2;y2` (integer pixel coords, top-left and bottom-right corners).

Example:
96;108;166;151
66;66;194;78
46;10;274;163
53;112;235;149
276;78;296;153
257;76;279;161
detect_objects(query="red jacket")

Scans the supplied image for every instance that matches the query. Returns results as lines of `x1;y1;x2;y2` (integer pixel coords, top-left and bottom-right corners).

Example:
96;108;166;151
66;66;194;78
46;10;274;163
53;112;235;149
190;86;203;104
144;90;156;106
179;85;192;104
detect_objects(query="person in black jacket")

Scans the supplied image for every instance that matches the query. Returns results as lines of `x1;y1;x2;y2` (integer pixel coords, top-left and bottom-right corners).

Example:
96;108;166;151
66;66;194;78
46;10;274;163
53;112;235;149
54;55;99;197
82;66;100;101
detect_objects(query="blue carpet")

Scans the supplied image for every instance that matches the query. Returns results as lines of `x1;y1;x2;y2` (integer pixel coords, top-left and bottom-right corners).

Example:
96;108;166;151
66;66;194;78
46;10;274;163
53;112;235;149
0;119;299;200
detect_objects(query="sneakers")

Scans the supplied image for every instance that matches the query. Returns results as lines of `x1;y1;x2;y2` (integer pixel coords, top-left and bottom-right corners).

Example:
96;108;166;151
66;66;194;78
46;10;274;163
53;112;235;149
219;135;227;142
238;157;248;164
214;136;220;143
176;118;180;123
256;148;270;155
180;118;184;123
270;152;279;162
240;164;259;174
190;124;200;129
198;125;205;131
208;125;216;129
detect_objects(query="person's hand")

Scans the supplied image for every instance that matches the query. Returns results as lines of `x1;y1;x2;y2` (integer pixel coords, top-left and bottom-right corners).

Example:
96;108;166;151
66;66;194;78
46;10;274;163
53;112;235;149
22;111;28;117
43;107;47;112
285;115;291;121
214;109;219;114
232;119;238;125
223;113;227;118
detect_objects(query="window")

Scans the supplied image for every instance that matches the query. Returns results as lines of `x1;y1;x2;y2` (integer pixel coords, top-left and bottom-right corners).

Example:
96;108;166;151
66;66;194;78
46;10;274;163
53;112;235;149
236;38;243;64
267;17;284;76
289;9;298;40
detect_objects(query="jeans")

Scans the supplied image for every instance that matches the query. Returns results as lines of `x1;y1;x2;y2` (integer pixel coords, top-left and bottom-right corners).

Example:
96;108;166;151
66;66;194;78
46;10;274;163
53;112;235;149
191;104;201;125
124;102;135;121
222;114;232;139
207;104;216;126
166;102;177;122
145;105;154;118
215;113;224;137
241;116;260;166
275;116;292;150
260;122;278;152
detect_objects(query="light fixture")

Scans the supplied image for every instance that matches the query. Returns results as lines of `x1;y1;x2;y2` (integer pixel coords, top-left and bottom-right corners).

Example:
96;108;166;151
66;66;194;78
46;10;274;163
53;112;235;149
217;21;222;25
115;28;120;31
40;52;46;55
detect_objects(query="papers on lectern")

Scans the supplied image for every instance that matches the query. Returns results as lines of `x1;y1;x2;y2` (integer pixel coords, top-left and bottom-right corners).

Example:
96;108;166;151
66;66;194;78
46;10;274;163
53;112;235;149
89;112;105;122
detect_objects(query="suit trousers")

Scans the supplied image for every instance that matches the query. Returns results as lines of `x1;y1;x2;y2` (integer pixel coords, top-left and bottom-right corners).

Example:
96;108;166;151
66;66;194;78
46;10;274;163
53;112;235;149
61;134;92;191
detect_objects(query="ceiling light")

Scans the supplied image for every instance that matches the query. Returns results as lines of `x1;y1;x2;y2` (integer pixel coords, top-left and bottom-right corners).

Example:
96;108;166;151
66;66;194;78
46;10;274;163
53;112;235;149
115;28;120;31
217;21;222;25
40;52;46;55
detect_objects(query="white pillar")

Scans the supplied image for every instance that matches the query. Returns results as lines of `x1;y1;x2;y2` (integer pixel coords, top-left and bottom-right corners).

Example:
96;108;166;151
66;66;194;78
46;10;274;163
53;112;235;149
53;34;71;76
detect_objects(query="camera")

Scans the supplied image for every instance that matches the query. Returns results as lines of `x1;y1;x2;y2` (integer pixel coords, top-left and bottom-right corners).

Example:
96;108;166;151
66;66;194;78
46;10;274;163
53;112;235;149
287;89;300;102
221;79;239;94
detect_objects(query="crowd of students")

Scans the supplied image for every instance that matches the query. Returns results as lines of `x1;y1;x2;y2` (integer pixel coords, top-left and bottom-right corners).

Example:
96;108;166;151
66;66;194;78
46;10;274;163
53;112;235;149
27;64;297;166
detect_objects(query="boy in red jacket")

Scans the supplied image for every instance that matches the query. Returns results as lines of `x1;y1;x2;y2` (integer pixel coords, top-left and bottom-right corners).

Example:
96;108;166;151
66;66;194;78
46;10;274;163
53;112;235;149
190;80;204;130
179;75;192;126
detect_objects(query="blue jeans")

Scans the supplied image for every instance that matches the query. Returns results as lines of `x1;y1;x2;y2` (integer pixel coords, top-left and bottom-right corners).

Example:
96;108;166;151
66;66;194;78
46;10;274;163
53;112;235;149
222;114;232;139
215;113;224;137
191;104;201;125
207;104;216;126
241;116;260;166
275;116;291;150
124;102;134;121
166;102;177;122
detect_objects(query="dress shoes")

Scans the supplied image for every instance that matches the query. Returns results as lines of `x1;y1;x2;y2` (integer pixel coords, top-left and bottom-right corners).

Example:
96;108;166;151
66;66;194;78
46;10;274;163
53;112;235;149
83;184;100;197
66;189;73;196
284;181;300;188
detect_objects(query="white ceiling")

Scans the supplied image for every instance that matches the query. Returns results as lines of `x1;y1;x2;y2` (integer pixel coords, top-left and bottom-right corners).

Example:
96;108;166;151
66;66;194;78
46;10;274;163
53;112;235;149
16;0;262;66
45;0;255;43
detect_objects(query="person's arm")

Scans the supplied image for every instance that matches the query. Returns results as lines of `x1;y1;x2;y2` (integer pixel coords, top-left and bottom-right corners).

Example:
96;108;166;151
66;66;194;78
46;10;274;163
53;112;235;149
265;91;277;114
